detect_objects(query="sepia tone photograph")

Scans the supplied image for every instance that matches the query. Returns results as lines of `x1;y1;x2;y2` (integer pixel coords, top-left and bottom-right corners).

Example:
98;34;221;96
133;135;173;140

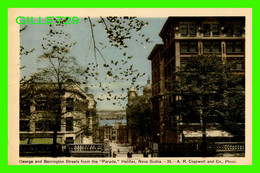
8;8;252;165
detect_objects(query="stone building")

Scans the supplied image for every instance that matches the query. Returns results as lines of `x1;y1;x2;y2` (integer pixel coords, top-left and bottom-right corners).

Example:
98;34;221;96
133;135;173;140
96;110;127;143
148;17;245;144
19;81;97;145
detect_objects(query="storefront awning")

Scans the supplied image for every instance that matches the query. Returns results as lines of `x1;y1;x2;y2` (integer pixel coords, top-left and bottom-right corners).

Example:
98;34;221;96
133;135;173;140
20;138;29;144
20;138;62;144
183;130;233;138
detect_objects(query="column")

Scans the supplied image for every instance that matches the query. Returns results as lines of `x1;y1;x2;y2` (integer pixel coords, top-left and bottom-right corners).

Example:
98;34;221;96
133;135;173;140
175;40;181;70
221;40;226;62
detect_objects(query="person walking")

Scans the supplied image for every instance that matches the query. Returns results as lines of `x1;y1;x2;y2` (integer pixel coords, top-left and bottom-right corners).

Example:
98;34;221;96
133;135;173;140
127;149;133;158
113;151;117;158
143;148;149;157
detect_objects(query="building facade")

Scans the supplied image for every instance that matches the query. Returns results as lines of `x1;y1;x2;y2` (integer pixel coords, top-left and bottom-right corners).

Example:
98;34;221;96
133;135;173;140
96;110;127;143
148;17;245;144
20;81;97;145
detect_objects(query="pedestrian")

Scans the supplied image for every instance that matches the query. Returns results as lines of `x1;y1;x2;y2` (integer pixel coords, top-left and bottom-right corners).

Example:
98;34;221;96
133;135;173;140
143;149;149;157
113;151;117;158
117;149;120;153
127;149;133;158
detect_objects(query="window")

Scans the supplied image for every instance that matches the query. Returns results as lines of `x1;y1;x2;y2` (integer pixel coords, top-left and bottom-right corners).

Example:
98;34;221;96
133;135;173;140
20;120;30;131
180;24;188;37
213;42;220;52
66;117;73;131
203;42;211;53
226;41;233;53
49;98;60;111
233;61;244;71
228;58;245;71
226;24;244;37
180;24;196;37
235;41;243;52
20;99;31;114
180;41;188;53
189;41;197;53
65;137;74;144
164;44;175;61
236;62;243;70
212;24;220;37
234;24;243;37
35;119;60;131
203;41;221;53
189;24;196;37
203;24;211;37
226;24;233;37
35;97;60;112
66;98;74;112
35;98;48;111
180;41;198;53
226;41;244;53
231;59;244;71
203;24;220;37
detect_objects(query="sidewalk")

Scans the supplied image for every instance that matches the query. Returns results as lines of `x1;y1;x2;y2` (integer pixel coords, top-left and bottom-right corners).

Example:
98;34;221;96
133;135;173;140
109;141;151;158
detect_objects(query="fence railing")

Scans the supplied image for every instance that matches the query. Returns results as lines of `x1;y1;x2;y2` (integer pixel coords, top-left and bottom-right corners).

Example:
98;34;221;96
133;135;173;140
158;142;245;157
214;142;245;152
68;144;104;152
20;144;63;156
20;143;110;157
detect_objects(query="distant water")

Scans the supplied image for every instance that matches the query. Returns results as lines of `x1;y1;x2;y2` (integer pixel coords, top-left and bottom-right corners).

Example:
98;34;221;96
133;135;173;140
99;119;127;126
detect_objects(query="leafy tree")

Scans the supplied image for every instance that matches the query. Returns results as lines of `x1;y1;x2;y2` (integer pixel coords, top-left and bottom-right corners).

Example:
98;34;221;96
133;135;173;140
20;25;35;71
171;54;245;156
28;18;87;156
81;17;151;108
21;17;152;109
218;90;245;140
20;17;153;156
126;96;152;149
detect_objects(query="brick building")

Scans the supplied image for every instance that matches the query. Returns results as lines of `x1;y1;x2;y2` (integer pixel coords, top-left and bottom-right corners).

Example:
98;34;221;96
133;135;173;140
148;17;245;144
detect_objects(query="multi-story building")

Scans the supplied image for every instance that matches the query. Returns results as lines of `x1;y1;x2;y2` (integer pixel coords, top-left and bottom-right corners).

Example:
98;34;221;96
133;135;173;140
20;80;97;145
96;110;127;143
97;123;127;143
148;17;245;144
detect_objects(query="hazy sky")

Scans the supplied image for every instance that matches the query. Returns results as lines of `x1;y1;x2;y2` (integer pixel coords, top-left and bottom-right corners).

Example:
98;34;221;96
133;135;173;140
20;17;167;110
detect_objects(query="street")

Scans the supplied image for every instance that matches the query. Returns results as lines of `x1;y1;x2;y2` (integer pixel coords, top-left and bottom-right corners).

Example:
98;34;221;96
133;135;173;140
109;141;149;158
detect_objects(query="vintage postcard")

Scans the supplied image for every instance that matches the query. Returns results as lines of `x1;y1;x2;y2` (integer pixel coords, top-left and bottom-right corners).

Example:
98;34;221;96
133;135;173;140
8;8;252;165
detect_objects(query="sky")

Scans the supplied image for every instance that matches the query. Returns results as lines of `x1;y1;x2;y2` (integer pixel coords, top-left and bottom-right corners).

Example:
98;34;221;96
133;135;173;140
20;17;167;110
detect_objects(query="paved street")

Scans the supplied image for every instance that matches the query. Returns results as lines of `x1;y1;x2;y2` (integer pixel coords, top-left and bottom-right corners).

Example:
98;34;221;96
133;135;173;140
109;141;149;158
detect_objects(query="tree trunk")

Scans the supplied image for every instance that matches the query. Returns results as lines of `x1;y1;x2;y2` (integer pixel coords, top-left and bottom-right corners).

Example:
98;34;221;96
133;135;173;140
52;83;62;157
201;115;207;157
52;117;58;157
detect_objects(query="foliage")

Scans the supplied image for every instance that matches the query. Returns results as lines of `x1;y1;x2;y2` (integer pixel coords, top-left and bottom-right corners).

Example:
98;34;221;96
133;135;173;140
218;91;245;138
82;17;151;108
172;55;245;137
21;17;152;108
22;18;89;156
20;17;153;156
32;19;85;84
20;25;35;70
126;96;152;147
